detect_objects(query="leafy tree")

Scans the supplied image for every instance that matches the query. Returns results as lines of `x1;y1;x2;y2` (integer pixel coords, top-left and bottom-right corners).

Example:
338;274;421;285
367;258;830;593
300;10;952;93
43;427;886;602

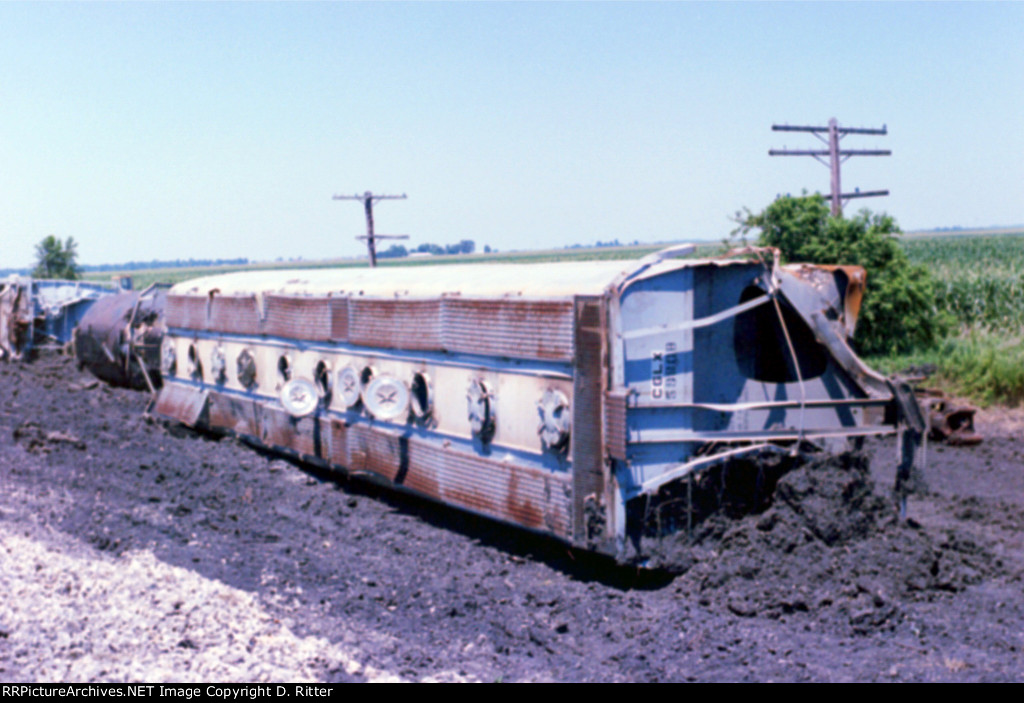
32;235;81;280
378;244;409;259
415;243;444;255
415;240;476;256
732;194;946;356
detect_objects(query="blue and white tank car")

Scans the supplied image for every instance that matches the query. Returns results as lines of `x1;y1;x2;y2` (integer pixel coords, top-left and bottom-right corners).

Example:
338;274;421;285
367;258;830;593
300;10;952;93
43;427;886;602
150;246;923;562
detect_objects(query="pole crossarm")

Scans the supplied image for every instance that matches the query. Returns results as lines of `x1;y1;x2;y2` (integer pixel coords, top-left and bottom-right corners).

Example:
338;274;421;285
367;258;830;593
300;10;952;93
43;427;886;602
769;149;892;157
333;193;408;202
332;191;408;267
772;124;887;136
769;117;889;216
842;190;889;201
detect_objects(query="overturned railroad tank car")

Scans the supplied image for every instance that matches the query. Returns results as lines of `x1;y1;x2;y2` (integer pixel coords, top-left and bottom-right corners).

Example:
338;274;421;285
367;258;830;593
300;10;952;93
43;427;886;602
73;284;169;390
149;246;924;562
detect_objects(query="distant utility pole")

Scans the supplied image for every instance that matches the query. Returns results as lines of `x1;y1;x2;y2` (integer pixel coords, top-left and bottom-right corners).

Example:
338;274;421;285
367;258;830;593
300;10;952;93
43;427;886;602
770;118;890;216
332;191;408;267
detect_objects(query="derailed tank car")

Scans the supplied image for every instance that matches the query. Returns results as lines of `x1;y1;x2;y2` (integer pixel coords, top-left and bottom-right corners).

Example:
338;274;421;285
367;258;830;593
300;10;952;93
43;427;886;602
73;284;169;390
0;276;122;360
150;247;923;562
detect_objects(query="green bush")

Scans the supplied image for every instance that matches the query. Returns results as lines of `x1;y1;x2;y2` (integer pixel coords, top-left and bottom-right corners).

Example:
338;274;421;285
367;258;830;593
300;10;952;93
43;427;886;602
733;194;947;356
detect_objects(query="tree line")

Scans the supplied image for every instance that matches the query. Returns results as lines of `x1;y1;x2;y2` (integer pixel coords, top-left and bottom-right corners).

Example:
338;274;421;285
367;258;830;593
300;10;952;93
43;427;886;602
378;239;477;259
1;238;249;279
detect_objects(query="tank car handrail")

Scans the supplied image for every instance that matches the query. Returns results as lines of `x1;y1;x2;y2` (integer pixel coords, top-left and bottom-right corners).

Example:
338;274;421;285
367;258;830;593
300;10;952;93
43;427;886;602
625;396;891;411
638;443;789;496
625;424;899;446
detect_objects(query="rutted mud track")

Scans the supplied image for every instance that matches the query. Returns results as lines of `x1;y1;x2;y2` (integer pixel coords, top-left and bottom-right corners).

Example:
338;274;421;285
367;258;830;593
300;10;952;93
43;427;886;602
1;355;1022;681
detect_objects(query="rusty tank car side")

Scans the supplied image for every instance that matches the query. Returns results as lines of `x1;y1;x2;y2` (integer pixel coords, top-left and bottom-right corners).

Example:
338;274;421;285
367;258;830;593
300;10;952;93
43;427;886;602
145;247;924;563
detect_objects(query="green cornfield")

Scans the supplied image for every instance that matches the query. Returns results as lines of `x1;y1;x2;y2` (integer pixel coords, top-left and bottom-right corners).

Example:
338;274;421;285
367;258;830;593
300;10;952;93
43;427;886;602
902;232;1024;332
876;230;1024;405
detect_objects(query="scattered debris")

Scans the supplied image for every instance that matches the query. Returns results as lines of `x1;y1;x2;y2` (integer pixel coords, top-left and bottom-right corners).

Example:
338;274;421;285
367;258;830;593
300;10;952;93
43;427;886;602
1;276;122;360
919;391;983;446
13;421;86;453
900;365;983;447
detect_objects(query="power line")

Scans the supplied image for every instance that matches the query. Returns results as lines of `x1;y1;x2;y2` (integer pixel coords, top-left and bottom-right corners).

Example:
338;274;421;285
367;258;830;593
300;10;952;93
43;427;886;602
770;118;891;216
332;191;408;267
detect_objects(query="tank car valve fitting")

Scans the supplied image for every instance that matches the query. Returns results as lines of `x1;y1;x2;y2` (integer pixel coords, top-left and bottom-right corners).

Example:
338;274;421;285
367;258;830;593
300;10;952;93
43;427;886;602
210;345;227;385
467;378;495;440
236;349;257;390
337;365;362;408
537;388;571;450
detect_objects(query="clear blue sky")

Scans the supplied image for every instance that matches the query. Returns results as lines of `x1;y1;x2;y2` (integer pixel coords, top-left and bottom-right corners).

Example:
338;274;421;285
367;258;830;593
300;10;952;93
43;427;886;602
2;1;1021;267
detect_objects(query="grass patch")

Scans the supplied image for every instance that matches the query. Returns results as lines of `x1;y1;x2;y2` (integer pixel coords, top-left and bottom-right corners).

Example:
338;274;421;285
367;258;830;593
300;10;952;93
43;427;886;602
935;332;1024;407
870;330;1024;407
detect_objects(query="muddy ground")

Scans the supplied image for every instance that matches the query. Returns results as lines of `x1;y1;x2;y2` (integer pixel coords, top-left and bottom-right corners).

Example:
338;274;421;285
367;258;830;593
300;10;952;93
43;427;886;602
1;354;1022;682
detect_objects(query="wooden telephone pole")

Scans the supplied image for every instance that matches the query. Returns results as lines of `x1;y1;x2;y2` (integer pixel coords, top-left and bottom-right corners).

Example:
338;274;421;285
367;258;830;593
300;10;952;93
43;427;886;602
770;118;890;216
332;191;408;266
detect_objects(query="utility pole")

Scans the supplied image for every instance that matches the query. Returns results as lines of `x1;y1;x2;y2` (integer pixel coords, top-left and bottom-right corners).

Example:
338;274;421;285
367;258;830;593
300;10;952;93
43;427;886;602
770;118;890;216
332;191;408;267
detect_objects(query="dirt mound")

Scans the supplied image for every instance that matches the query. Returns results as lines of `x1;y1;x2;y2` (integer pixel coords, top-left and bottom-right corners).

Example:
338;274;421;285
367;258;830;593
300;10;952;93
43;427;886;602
652;453;1002;633
771;452;888;545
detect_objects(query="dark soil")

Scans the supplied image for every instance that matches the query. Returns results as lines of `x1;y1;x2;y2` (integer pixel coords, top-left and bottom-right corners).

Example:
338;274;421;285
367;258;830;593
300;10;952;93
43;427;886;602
2;353;1022;681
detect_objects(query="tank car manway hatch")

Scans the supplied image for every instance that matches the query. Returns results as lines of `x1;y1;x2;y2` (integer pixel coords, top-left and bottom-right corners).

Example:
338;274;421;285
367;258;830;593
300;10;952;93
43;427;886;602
149;246;924;563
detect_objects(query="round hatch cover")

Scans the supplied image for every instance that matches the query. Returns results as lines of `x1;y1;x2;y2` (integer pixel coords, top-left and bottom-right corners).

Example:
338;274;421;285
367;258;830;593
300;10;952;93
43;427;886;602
363;375;409;420
280;378;318;417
